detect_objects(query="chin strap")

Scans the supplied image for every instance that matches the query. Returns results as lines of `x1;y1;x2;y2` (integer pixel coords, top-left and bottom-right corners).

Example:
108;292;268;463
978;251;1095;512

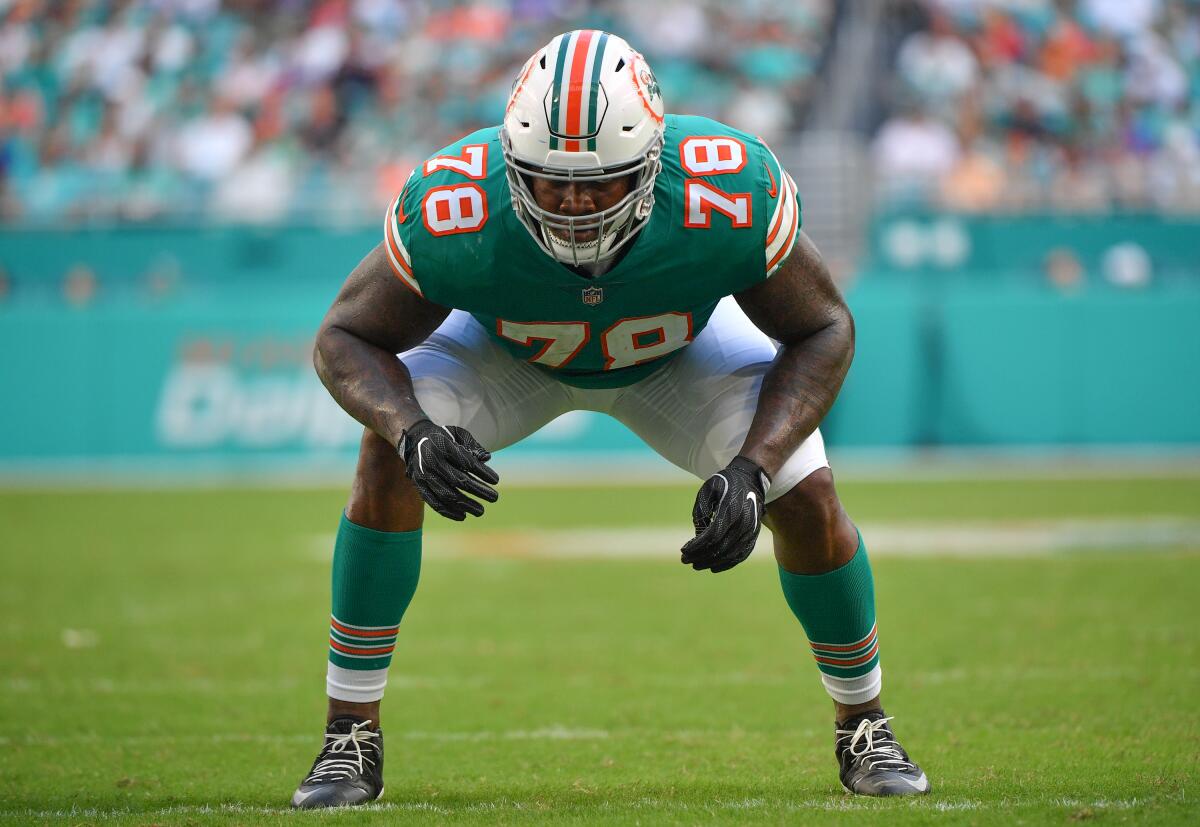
542;207;634;269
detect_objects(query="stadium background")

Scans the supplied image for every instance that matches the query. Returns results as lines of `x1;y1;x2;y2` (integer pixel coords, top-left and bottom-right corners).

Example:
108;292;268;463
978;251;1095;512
1;0;1198;823
2;0;1198;475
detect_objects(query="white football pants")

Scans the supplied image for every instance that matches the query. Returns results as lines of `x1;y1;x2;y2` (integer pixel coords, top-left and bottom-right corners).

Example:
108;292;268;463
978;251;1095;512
399;297;829;502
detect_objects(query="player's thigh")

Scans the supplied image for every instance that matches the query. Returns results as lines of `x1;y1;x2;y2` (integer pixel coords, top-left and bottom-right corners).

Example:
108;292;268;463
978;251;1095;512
611;297;829;503
400;311;571;451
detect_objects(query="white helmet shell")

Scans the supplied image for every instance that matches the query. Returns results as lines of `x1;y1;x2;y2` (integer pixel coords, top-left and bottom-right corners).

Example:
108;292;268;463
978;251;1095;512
501;31;666;268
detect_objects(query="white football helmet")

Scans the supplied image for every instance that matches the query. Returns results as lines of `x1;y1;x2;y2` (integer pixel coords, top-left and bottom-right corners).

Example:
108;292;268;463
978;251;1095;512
500;31;666;268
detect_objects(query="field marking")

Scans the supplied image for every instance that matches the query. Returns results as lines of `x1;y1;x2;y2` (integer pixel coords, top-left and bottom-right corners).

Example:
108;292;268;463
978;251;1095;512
60;628;98;649
0;674;484;696
0;727;616;748
910;665;1200;684
4;449;1198;490
0;727;831;748
309;517;1200;562
0;795;1171;821
8;665;1196;702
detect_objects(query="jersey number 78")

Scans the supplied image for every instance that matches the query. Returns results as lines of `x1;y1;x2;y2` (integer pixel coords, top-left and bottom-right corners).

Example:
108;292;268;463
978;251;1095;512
498;313;694;371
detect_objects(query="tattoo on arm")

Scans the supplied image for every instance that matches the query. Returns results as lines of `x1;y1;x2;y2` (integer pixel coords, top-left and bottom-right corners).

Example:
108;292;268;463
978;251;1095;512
313;243;450;448
733;231;855;478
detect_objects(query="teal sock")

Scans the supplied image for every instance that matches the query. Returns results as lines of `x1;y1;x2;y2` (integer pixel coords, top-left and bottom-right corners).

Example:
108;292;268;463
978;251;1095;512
325;513;421;702
778;531;882;705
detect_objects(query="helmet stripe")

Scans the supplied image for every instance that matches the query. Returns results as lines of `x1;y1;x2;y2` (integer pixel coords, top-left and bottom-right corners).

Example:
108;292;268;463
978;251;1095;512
576;31;602;133
586;32;610;152
548;32;572;150
557;31;581;138
564;30;595;151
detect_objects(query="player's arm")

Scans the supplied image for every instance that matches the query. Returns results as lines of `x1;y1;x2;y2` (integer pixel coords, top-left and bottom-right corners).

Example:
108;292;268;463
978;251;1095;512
314;243;500;520
313;242;448;448
734;230;854;476
680;230;852;573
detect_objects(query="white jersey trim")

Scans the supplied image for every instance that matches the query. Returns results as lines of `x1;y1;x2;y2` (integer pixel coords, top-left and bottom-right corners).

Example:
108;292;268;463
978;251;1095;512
384;172;422;296
765;170;799;276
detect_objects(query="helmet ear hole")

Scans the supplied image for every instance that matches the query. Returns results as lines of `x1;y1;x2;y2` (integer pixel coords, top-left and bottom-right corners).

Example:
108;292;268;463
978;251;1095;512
614;57;625;72
539;54;547;69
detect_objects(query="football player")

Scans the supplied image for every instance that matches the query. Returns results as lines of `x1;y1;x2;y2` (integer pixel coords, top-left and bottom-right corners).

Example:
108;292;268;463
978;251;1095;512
291;31;929;808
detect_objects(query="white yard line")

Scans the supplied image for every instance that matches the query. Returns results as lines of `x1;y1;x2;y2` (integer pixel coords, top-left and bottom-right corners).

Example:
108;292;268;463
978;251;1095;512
4;449;1198;489
0;727;613;747
857;517;1200;556
5;664;1192;704
6;665;1195;703
0;675;484;695
309;517;1200;562
0;795;1166;821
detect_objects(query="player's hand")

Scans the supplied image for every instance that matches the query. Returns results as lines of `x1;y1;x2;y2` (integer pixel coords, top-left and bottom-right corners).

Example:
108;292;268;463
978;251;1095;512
398;419;500;521
681;456;770;573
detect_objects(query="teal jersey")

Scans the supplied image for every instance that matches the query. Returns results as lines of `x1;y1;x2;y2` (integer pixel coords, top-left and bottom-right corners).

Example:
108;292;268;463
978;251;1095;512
383;114;801;388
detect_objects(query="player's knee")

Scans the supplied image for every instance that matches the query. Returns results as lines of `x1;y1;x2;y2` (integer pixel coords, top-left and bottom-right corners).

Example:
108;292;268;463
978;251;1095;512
355;428;407;479
770;468;840;529
347;428;423;531
360;427;399;463
767;468;855;573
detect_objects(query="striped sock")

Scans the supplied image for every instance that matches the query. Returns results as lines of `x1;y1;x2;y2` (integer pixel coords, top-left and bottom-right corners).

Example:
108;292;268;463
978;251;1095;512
325;513;421;703
778;531;882;705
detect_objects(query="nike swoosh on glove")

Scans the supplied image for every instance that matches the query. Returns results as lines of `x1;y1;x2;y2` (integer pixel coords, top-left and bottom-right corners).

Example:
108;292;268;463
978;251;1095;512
398;419;500;521
681;456;770;573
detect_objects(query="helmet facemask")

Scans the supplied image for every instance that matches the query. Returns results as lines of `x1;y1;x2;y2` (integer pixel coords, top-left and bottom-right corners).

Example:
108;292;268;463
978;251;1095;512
501;127;663;269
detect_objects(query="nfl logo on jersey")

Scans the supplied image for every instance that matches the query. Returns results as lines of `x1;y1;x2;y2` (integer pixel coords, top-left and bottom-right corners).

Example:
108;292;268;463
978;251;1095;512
581;286;604;305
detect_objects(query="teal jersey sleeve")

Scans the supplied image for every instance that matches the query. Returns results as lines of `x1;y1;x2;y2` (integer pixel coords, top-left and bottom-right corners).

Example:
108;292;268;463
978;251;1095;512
382;127;507;308
658;115;803;293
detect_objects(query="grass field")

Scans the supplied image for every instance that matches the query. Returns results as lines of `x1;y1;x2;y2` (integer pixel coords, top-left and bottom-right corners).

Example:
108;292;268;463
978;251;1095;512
1;475;1198;825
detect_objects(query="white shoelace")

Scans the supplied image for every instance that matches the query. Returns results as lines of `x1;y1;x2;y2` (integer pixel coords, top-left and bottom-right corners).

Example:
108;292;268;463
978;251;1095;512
305;720;380;783
836;716;915;772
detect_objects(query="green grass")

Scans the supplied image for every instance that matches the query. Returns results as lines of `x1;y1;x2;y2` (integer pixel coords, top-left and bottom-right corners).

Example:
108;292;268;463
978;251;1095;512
1;477;1198;824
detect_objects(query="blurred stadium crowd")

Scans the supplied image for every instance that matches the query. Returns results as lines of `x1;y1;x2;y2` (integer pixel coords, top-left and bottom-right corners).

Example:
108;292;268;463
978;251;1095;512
0;0;1196;225
877;0;1200;212
0;0;832;224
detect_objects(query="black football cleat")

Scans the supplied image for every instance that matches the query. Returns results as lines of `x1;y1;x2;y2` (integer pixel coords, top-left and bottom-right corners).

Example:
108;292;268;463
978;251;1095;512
835;711;930;796
291;717;384;809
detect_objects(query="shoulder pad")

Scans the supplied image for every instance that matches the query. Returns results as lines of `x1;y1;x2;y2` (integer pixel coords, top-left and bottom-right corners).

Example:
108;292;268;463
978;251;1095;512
382;127;506;304
661;116;802;282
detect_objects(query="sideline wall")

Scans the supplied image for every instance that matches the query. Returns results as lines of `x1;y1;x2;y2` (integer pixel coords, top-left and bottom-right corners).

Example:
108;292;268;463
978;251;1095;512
1;219;1196;476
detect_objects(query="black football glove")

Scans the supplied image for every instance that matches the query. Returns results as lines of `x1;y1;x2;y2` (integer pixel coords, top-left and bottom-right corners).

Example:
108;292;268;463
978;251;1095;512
681;456;770;573
398;419;499;521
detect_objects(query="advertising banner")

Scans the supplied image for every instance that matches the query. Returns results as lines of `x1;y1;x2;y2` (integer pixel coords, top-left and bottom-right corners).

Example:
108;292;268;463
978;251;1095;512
1;221;1197;479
